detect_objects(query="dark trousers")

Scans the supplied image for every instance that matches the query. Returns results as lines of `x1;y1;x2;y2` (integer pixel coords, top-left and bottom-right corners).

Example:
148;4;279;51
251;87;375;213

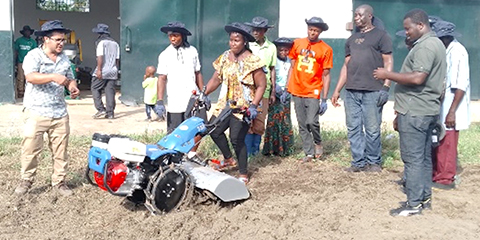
293;96;322;156
398;113;437;207
210;115;249;174
145;104;155;119
91;77;116;116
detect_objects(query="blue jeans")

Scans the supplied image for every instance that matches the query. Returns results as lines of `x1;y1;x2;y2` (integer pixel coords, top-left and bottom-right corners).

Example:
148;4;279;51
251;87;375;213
398;113;437;207
344;90;383;167
245;133;261;156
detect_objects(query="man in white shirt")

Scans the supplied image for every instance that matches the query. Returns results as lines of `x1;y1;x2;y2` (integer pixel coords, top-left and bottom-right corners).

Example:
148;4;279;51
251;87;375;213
432;20;471;190
91;23;120;119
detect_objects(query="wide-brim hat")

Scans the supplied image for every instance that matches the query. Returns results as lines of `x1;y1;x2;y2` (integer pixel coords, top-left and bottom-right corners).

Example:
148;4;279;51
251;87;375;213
92;23;110;34
244;16;274;29
305;17;329;31
35;20;71;36
273;37;293;47
434;20;462;38
224;22;256;42
20;25;34;35
160;21;192;36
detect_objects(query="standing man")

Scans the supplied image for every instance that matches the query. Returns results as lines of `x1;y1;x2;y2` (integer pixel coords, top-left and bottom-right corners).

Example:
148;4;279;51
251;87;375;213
374;9;446;216
14;25;37;98
14;20;79;196
244;16;277;156
91;23;120;119
432;20;470;190
331;4;393;173
287;17;332;162
156;21;207;158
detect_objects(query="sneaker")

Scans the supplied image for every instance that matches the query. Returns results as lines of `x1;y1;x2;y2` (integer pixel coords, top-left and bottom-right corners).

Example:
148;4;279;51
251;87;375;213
344;166;366;172
14;180;32;195
365;164;382;172
432;181;455;190
93;110;106;119
55;182;73;196
390;203;422;216
106;114;114;119
421;198;432;210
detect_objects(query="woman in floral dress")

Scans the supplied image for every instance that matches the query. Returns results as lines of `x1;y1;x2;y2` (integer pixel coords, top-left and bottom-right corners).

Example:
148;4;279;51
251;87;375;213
262;38;294;157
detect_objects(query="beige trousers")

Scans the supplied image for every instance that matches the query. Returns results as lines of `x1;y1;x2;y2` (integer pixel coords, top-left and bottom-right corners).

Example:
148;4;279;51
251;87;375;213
16;63;25;95
20;111;70;186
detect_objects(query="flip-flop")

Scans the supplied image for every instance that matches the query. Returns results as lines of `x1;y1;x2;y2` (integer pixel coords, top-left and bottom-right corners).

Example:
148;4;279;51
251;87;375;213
238;174;249;184
210;159;238;171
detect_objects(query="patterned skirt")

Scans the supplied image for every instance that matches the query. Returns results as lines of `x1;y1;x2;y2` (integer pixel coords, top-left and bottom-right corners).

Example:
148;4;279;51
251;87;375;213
262;99;294;156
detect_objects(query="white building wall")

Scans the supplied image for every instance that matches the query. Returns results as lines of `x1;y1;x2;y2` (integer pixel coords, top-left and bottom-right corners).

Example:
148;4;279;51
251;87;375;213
13;0;120;69
279;0;353;39
0;0;12;31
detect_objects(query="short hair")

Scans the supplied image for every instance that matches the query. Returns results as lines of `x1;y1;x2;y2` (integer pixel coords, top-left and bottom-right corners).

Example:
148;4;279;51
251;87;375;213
404;9;429;25
357;4;374;15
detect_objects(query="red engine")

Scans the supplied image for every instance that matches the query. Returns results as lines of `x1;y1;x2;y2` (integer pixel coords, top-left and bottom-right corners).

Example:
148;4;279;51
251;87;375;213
94;160;128;192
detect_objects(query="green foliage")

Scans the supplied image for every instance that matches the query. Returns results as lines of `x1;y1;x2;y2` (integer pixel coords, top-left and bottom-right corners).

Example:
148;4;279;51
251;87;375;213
36;0;90;12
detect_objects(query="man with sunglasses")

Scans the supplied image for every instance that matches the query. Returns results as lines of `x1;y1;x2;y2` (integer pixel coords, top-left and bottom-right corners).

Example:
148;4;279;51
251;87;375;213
15;20;79;197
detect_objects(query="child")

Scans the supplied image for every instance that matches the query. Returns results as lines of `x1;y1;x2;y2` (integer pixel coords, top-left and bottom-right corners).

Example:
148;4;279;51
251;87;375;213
262;38;294;157
142;66;159;121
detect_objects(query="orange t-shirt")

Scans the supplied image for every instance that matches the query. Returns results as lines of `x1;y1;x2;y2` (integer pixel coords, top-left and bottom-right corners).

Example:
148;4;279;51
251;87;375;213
287;38;333;99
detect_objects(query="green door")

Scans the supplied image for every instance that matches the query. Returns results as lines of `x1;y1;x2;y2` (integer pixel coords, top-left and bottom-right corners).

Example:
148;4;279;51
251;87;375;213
119;0;280;102
354;0;480;99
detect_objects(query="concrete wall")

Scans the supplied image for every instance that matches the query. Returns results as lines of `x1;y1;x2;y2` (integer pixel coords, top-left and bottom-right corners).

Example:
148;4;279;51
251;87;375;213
13;0;120;70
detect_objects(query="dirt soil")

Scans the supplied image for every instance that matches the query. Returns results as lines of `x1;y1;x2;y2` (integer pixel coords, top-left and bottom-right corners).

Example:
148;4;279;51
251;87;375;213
1;92;480;240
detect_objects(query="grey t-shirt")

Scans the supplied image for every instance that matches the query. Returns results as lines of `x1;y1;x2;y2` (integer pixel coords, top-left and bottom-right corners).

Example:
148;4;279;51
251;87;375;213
345;27;392;91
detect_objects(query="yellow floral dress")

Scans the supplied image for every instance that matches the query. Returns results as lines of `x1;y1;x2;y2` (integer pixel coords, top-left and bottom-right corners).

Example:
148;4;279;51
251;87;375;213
213;50;265;117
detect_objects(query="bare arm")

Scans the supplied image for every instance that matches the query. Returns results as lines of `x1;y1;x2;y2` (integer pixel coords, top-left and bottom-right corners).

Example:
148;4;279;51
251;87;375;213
25;72;68;86
195;71;204;90
331;56;350;107
204;71;222;96
373;68;428;86
96;55;103;79
445;89;466;128
322;69;331;99
269;65;276;104
252;68;267;106
285;59;295;91
156;74;167;101
382;53;394;87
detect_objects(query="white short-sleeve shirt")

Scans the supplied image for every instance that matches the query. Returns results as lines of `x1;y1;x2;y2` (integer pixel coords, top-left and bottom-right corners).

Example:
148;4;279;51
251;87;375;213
157;44;201;113
441;39;471;130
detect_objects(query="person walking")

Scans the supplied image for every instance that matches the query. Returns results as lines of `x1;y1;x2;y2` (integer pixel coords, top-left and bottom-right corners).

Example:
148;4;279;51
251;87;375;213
374;9;446;216
432;20;471;190
91;23;120;119
262;37;294;157
203;22;267;184
244;16;277;156
14;20;80;196
14;25;37;98
287;17;333;162
331;4;393;172
142;66;159;121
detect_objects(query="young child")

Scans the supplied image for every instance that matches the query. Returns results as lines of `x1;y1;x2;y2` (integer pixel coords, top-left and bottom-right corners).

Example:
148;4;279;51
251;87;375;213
142;66;159;121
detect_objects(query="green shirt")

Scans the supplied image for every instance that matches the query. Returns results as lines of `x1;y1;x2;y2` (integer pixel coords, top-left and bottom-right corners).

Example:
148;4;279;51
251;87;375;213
394;31;446;116
250;37;277;98
14;37;37;63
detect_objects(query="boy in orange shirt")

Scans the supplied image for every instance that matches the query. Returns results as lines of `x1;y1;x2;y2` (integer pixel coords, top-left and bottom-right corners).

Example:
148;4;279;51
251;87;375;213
287;17;333;162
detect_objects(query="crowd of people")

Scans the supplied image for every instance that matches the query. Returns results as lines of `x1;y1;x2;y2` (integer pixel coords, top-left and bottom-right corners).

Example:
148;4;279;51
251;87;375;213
13;5;471;217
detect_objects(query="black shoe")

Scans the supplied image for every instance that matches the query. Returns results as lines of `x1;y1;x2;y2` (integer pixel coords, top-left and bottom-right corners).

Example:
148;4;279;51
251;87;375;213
365;164;382;172
421;198;432;210
390;203;422;216
93;111;106;119
106;115;114;119
432;181;455;190
344;166;367;172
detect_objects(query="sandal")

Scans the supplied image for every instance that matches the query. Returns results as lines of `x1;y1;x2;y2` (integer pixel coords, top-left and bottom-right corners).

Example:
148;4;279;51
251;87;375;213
298;155;313;163
238;174;249;184
210;158;238;171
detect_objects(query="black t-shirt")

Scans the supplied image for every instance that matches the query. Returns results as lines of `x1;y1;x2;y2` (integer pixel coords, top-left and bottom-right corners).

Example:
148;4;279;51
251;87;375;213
345;27;392;91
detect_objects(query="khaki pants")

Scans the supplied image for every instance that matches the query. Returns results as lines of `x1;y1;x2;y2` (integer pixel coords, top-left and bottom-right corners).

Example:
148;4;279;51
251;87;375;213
16;63;25;95
20;111;70;186
249;98;269;135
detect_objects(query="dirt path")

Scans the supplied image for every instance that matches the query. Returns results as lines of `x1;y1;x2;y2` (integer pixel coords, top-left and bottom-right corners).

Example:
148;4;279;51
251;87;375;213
1;93;480;239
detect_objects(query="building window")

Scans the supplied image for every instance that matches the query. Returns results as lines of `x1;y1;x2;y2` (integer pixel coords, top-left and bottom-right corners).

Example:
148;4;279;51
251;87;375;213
36;0;90;13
